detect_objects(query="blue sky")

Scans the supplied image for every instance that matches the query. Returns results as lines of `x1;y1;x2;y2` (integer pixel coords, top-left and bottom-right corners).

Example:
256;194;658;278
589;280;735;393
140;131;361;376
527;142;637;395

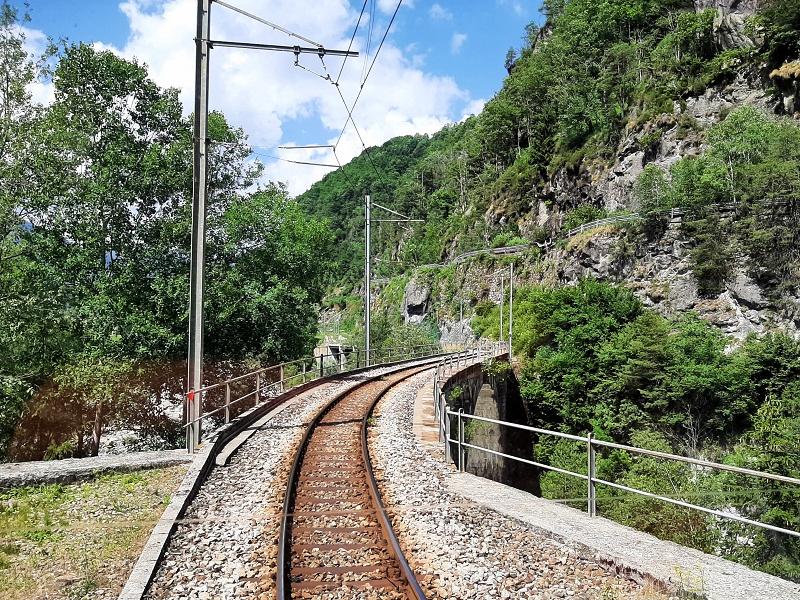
24;1;543;194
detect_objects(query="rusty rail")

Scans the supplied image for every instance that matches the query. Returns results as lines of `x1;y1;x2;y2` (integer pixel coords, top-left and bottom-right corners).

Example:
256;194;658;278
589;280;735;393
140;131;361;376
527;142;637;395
276;362;437;598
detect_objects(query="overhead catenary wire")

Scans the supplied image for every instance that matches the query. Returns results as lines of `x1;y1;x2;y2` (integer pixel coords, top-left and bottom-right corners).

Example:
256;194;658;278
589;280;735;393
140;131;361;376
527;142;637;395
279;144;335;150
336;0;403;150
250;150;339;168
214;0;323;48
362;0;376;84
332;84;395;192
322;0;404;195
337;0;369;84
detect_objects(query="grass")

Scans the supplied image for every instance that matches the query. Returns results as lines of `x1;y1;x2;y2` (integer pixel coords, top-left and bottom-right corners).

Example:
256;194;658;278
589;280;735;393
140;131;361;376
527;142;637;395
0;466;186;600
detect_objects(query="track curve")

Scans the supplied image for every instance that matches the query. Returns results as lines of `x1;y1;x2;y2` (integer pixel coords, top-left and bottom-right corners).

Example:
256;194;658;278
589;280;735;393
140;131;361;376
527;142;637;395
276;365;431;599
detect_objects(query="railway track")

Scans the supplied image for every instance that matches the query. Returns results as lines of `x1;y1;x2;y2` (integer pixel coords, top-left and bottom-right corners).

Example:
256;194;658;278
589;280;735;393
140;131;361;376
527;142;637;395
276;365;431;599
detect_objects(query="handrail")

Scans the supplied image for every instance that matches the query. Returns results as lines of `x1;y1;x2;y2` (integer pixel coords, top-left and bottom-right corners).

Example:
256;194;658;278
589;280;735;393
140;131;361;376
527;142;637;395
184;343;445;453
192;343;440;395
434;359;800;540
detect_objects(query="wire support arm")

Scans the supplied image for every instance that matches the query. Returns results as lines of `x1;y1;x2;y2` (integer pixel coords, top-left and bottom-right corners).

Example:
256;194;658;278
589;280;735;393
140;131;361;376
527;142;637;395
207;39;358;57
372;201;413;220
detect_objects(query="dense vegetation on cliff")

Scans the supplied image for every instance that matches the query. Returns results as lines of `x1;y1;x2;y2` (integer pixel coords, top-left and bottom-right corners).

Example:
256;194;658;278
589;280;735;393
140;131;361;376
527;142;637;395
301;0;800;292
0;6;331;459
474;279;800;581
301;0;800;582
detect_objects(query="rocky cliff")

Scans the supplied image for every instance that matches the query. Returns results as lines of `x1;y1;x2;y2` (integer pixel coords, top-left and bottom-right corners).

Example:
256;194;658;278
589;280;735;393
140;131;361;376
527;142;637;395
502;0;798;237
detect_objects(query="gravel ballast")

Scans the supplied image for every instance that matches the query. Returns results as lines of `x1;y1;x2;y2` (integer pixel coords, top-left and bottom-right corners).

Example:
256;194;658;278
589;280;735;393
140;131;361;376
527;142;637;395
368;371;669;600
144;361;439;600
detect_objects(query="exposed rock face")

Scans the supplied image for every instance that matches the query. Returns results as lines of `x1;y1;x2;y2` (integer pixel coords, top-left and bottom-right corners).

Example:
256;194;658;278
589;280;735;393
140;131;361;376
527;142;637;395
402;277;431;324
430;217;798;342
542;220;799;340
439;319;476;347
695;0;762;50
525;73;774;222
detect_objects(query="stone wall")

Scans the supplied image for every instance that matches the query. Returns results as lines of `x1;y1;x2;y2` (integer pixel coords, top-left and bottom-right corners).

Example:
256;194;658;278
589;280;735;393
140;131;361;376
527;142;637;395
442;359;539;494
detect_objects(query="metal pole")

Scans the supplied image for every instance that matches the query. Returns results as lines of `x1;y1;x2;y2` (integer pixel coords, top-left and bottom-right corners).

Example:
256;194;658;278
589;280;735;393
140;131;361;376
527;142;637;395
255;372;261;406
187;0;211;452
445;405;451;462
499;276;504;344
319;354;324;378
301;361;306;383
196;390;203;445
439;396;446;443
185;393;194;454
224;383;230;424
365;195;372;367
458;409;464;472
588;432;596;517
279;365;284;392
509;262;514;361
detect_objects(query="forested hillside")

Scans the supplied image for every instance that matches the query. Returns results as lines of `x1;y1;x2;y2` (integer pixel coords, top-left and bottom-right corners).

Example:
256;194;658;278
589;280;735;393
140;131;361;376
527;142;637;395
0;5;331;460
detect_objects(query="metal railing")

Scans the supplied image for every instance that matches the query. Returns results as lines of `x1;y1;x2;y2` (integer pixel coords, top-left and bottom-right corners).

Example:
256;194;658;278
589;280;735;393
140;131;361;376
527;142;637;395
184;343;443;453
431;342;509;458
434;360;800;540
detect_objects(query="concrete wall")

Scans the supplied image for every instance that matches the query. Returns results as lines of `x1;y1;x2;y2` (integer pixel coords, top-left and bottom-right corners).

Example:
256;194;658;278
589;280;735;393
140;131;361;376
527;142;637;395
442;357;539;494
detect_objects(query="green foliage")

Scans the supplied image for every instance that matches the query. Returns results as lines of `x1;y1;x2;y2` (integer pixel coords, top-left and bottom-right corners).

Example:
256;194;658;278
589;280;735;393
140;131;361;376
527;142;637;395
502;280;800;578
759;0;800;69
0;39;332;458
490;231;528;248
301;0;775;293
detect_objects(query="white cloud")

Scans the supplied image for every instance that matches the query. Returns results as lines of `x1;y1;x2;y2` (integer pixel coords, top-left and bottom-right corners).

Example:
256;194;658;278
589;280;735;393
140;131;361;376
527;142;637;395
19;26;55;105
450;32;467;54
460;98;485;121
377;0;414;14
105;0;470;195
429;3;452;21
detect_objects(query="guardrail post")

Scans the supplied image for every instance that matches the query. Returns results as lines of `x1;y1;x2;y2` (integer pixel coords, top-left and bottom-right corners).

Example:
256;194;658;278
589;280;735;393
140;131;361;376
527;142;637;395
224;383;231;424
458;409;464;472
433;373;439;416
444;406;451;463
356;348;360;369
439;395;445;443
255;373;261;406
279;365;285;392
587;432;596;517
193;389;202;449
185;391;194;454
302;362;306;383
319;354;324;378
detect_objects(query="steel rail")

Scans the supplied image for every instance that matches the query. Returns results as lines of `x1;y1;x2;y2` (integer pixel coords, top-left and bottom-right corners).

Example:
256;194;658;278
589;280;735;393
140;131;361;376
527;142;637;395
276;361;438;598
362;370;430;600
